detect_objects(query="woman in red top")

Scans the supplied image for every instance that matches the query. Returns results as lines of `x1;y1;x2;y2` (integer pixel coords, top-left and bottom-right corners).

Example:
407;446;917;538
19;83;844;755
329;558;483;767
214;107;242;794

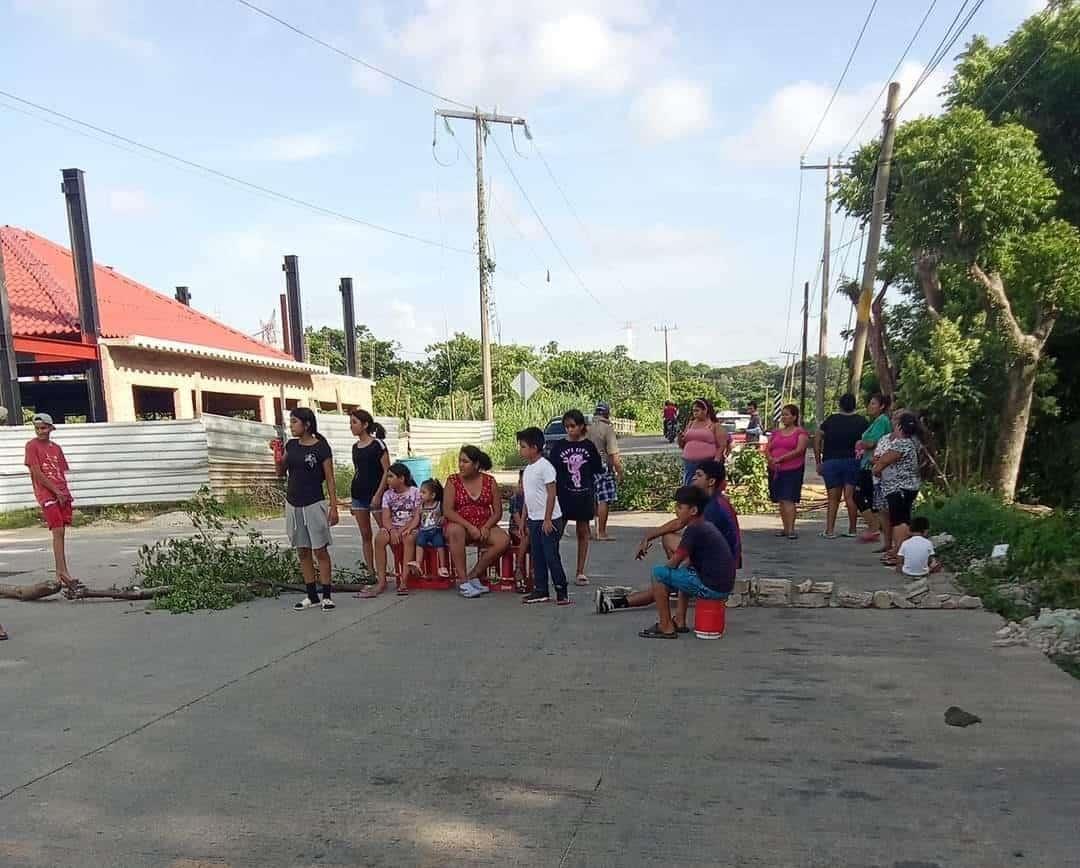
443;445;510;596
766;404;810;539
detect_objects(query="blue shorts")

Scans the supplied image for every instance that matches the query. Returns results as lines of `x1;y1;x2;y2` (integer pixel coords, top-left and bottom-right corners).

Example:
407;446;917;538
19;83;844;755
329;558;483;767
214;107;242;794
351;497;374;511
416;526;446;549
769;467;805;504
820;458;859;490
651;565;728;600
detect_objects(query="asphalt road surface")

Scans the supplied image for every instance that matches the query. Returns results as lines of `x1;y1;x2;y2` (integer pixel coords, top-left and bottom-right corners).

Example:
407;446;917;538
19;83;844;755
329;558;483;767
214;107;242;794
1;512;1077;867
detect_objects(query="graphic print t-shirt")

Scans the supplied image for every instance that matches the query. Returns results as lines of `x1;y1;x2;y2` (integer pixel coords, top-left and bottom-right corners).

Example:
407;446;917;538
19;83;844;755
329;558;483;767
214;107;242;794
382;487;420;529
821;413;869;461
419;502;442;530
285;438;332;507
548;438;603;516
24;439;70;506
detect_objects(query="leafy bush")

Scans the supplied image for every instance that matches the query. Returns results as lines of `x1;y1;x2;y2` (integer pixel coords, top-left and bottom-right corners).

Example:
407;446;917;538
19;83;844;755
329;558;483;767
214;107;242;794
915;490;1080;618
726;447;772;514
616;453;682;512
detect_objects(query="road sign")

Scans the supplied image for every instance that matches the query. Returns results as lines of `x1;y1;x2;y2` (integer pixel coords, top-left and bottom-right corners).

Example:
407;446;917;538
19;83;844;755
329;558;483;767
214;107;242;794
511;369;540;402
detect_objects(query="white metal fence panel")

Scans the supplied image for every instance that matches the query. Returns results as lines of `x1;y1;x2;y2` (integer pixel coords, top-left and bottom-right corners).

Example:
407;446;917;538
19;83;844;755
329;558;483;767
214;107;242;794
406;419;496;460
313;413;400;465
0;420;209;509
202;413;280;494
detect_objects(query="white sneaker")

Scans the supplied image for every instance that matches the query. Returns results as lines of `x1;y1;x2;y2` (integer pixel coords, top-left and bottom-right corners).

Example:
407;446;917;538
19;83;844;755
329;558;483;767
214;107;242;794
458;579;478;596
293;598;319;611
460;583;483;599
472;580;491;595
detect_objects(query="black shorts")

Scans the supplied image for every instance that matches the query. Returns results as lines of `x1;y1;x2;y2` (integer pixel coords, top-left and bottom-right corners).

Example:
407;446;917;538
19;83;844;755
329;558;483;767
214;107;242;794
558;496;595;523
855;467;875;512
886;489;917;527
769;467;805;504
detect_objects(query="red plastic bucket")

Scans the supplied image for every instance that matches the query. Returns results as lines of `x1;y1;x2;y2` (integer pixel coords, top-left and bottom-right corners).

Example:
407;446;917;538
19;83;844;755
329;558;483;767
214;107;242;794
694;599;727;639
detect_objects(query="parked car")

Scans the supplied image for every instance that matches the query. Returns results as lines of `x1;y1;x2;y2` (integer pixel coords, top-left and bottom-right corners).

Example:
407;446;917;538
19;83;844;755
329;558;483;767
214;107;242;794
541;414;592;456
717;411;752;450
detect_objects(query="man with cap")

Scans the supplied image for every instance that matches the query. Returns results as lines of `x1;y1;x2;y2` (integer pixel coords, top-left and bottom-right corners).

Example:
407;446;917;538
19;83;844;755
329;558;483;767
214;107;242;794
25;413;80;591
587;402;623;541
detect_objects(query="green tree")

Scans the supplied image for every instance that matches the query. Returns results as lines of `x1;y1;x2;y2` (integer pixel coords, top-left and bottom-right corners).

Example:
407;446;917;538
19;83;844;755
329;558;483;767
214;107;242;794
837;105;1080;499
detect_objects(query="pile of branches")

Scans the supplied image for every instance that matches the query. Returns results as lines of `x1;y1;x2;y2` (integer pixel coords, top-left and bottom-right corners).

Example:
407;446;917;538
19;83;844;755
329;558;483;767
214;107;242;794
0;488;369;613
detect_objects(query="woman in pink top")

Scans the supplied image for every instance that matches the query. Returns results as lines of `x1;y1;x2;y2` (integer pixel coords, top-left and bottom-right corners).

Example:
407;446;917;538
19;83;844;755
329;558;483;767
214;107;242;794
766;404;810;539
677;399;730;485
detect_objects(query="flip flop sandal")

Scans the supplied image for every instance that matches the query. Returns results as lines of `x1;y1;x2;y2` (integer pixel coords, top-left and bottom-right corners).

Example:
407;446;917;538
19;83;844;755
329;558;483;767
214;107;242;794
773;530;788;538
639;623;678;639
672;623;691;635
396;586;410;596
575;575;590;586
357;588;381;599
819;531;838;540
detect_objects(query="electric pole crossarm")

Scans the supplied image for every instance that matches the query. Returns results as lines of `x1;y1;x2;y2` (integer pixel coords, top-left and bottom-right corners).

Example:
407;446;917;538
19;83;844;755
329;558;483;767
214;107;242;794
436;109;527;127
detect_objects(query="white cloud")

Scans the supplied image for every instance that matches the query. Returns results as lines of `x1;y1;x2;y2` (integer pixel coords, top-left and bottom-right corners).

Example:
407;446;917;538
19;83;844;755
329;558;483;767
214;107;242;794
631;79;712;142
383;0;673;105
259;131;352;162
108;189;148;214
15;0;153;57
720;60;950;165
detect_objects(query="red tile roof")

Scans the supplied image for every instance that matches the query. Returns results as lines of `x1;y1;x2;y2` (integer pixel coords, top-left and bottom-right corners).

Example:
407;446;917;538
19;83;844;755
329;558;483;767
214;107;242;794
1;226;291;360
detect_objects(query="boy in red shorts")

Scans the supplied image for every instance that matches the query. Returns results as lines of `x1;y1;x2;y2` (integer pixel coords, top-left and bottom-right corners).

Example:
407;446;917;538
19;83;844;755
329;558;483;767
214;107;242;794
24;413;79;590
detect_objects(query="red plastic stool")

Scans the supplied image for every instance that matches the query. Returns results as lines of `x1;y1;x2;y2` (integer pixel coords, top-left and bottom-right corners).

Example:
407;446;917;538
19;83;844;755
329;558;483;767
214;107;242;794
693;598;727;639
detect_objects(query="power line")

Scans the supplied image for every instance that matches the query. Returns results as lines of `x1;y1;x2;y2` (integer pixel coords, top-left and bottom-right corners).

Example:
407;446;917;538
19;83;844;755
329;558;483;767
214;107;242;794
783;170;807;354
231;0;472;110
897;0;987;115
841;0;940;155
487;126;616;323
530;138;635;299
986;43;1052;115
0;88;470;254
803;0;881;156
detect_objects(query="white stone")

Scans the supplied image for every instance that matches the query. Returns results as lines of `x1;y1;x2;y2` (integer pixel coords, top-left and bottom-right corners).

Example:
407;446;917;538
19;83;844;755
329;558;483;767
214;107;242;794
958;595;983;610
810;581;835;595
754;578;792;607
903;578;930;600
872;590;893;609
726;595;742;609
889;591;916;609
733;578;751;595
792;592;830;608
941;596;958;609
930;532;955;548
796;579;813;594
916;594;943;609
837;589;874;608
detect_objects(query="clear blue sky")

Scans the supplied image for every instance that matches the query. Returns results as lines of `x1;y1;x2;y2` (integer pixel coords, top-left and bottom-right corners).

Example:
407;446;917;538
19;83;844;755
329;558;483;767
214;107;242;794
0;0;1042;368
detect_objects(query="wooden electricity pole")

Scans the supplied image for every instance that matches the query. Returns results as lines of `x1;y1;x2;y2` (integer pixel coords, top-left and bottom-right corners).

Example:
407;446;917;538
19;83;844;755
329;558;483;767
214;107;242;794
435;108;528;422
849;82;901;396
655;323;678;398
800;281;809;423
818;159;831;419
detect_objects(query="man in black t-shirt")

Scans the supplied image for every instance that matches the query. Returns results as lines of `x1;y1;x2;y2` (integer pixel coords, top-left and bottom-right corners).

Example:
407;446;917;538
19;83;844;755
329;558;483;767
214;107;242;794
814;393;868;538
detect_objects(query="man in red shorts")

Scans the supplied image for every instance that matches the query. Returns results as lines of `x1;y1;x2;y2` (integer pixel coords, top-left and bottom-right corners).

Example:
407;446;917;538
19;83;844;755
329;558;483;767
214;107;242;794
25;413;79;590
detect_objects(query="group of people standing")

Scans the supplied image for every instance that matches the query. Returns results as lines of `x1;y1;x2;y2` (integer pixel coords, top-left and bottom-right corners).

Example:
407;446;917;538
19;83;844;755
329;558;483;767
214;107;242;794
276;403;626;608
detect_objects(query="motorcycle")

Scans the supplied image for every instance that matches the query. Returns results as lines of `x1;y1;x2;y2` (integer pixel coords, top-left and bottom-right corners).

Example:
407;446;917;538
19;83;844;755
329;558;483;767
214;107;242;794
663;417;678;443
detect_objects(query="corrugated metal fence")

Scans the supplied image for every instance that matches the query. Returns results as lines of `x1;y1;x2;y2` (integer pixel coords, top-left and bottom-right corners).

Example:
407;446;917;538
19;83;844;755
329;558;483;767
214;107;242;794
407;419;496;460
0;421;209;510
2;415;487;511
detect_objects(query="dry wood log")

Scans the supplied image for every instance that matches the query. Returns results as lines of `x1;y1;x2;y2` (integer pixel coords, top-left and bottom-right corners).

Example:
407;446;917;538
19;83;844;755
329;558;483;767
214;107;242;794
0;580;63;601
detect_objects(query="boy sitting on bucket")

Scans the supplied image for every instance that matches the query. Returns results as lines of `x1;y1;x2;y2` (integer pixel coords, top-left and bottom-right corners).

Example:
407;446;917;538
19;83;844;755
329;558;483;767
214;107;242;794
596;486;734;639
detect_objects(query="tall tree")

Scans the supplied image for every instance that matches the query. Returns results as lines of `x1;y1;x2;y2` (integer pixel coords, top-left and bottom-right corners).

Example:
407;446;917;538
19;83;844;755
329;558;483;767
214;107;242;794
838;106;1080;499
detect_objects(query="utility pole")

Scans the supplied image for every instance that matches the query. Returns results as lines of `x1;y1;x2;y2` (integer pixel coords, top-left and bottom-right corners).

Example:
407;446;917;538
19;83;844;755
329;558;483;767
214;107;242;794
435;108;528;422
818;159;831;418
849;81;901;396
655;323;678;398
800;280;810;423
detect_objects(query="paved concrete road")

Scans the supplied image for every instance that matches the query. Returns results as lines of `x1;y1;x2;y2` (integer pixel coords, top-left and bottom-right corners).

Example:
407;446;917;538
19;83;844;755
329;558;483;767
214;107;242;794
1;513;1078;867
618;434;677;457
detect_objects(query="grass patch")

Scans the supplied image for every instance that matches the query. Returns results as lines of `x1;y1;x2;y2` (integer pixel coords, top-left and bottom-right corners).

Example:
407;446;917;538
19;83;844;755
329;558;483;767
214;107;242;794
0;508;43;530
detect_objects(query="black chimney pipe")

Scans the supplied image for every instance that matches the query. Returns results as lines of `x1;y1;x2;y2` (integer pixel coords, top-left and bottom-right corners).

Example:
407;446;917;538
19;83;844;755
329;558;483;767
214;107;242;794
0;246;23;425
61;168;107;422
282;255;305;363
175;286;191;306
339;277;357;377
279;292;291;354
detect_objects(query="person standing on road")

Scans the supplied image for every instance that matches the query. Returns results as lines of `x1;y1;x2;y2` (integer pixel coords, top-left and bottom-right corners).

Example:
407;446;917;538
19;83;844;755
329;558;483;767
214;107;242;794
873;412;923;568
588;402;623;541
548;409;604;586
24;413;81;594
517;427;571;606
348;409;390;577
662;400;678;442
766;404;809;540
814;393;868;539
855;393;892;543
746;402;763;444
275;408;339;611
678;398;729;486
